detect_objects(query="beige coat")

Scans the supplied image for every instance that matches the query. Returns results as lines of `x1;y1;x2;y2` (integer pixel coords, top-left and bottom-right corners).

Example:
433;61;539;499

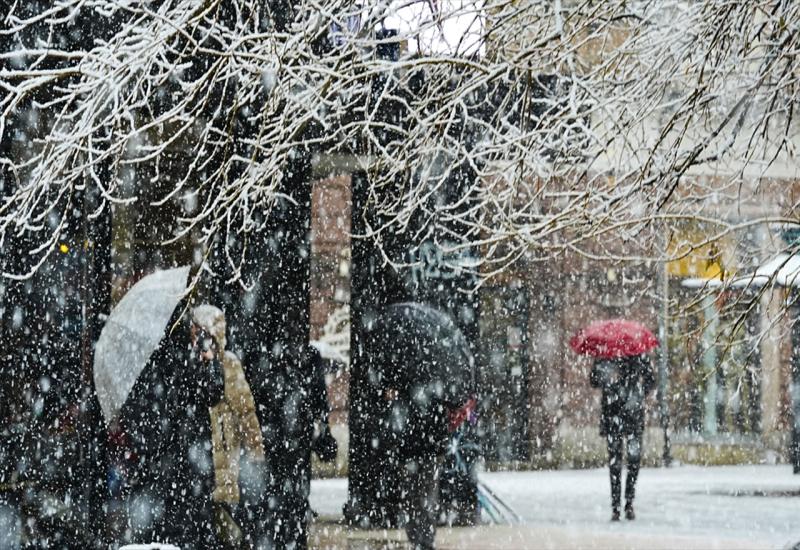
192;304;265;505
209;351;265;504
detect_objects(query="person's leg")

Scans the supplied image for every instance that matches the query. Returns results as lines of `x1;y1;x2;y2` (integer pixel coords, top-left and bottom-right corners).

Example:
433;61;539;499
384;450;404;528
258;444;311;550
606;432;623;520
271;478;310;550
624;432;642;519
402;455;439;550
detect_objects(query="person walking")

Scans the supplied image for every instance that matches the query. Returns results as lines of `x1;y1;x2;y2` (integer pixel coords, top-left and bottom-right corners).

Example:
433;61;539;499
257;347;316;550
590;354;655;521
361;302;475;550
380;384;446;550
308;346;338;466
164;310;226;547
191;305;267;548
121;308;224;548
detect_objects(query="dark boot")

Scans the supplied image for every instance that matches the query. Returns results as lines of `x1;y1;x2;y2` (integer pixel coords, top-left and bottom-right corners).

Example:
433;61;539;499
611;507;621;522
624;502;635;520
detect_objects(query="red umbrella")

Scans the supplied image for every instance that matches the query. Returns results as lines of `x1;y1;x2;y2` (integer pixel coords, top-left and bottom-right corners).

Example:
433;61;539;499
569;319;659;359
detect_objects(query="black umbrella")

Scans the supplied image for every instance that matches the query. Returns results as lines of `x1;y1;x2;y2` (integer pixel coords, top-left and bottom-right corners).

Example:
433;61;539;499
366;302;474;407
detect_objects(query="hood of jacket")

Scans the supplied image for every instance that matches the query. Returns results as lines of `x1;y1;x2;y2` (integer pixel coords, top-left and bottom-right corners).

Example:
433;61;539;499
192;304;226;352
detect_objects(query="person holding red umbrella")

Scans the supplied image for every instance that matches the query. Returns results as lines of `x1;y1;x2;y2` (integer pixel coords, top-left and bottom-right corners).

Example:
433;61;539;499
571;319;658;522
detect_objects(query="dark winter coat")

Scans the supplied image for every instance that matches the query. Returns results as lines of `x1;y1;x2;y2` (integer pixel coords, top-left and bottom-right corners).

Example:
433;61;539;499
167;342;225;491
369;304;473;461
590;355;656;436
122;316;224;546
256;347;318;549
382;383;450;460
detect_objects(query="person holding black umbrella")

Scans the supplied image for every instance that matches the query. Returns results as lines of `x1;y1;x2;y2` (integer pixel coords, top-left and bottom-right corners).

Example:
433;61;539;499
572;319;658;522
368;302;475;550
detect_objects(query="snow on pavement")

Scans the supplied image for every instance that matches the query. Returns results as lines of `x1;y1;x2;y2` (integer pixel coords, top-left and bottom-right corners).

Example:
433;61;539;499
310;464;800;548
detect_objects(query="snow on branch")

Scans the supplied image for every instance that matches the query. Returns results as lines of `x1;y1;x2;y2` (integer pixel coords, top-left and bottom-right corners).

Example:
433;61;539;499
1;0;799;282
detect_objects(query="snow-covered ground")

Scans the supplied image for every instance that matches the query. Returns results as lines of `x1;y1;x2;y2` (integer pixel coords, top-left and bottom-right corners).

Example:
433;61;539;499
310;464;800;548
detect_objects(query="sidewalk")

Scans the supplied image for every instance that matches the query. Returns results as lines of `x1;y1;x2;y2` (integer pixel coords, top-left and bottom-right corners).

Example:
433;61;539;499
308;520;773;549
309;465;800;549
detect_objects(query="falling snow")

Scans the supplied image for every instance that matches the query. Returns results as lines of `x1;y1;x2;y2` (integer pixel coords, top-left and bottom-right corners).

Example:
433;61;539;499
2;1;800;549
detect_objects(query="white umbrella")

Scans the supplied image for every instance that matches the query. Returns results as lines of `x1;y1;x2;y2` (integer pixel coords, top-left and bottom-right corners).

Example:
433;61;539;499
94;266;190;423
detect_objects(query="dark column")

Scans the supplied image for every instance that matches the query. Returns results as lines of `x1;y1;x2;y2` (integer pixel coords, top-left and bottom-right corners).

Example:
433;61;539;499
346;161;482;525
344;171;405;526
80;174;114;546
0;86;25;530
259;153;314;548
209;150;313;546
343;171;373;525
215;152;313;412
745;302;762;434
261;153;313;374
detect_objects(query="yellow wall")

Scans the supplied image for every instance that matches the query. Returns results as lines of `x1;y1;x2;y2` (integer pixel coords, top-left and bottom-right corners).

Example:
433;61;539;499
666;231;735;280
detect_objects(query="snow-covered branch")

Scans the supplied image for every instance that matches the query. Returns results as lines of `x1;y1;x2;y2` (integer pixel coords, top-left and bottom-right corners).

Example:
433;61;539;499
2;0;799;283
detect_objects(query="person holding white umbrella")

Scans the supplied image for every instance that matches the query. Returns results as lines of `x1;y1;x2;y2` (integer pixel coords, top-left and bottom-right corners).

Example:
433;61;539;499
94;267;224;547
